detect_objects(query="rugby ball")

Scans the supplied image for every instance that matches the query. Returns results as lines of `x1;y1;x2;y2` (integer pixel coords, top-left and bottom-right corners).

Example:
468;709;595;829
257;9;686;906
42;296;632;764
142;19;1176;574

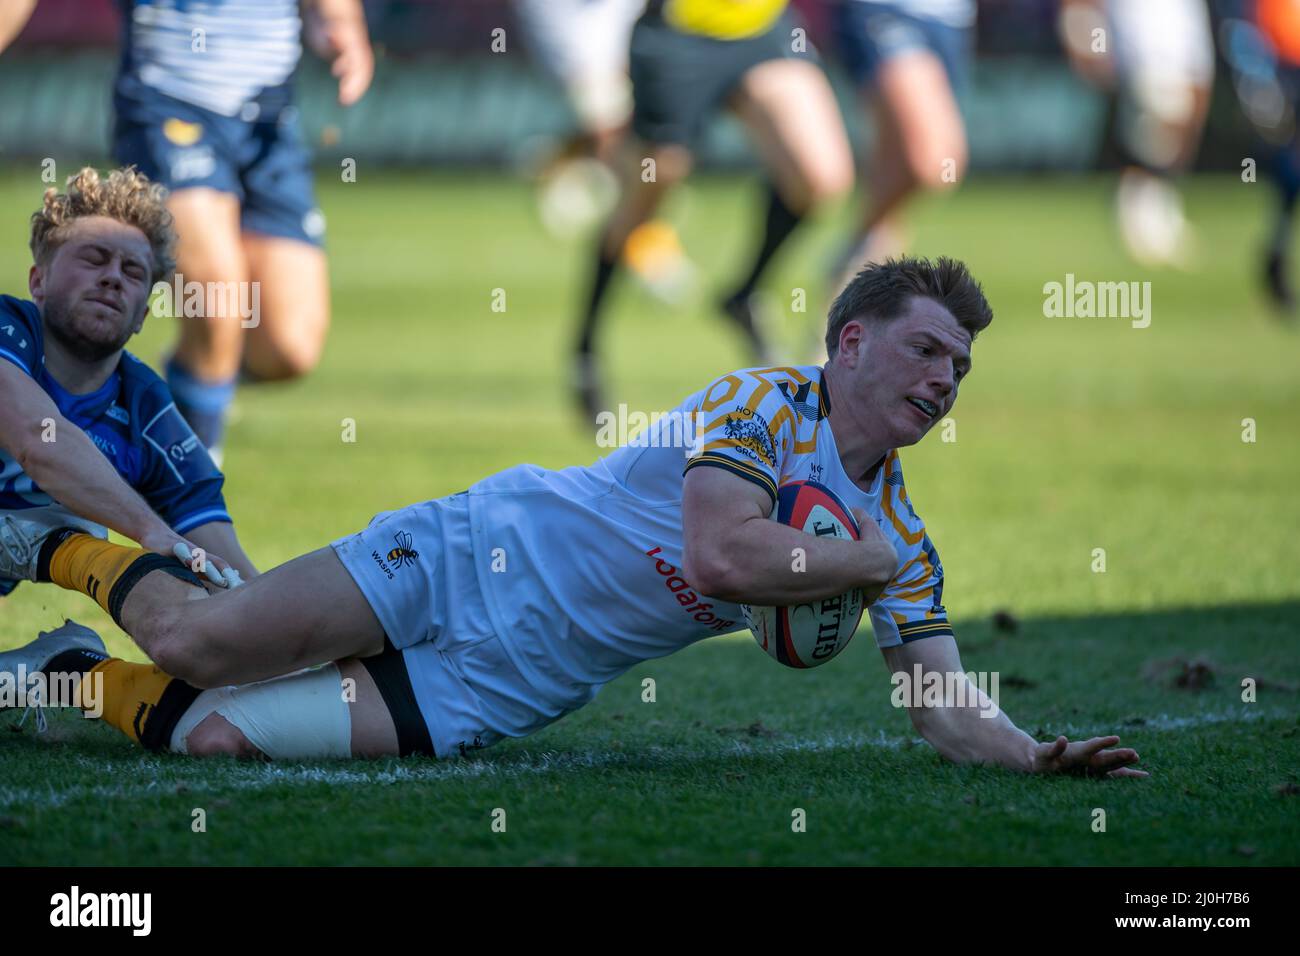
743;481;866;669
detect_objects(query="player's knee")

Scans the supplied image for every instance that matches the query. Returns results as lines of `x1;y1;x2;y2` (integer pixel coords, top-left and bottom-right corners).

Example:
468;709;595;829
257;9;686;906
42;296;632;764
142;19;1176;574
907;139;967;192
184;713;262;759
641;143;693;186
799;159;855;209
151;630;228;690
243;334;325;382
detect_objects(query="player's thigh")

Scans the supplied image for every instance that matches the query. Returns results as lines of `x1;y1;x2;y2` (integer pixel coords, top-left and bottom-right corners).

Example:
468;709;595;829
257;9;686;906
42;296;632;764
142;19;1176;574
166;189;249;367
338;658;400;757
870;49;967;188
168;187;246;278
729;58;854;211
240;234;330;381
170;547;387;686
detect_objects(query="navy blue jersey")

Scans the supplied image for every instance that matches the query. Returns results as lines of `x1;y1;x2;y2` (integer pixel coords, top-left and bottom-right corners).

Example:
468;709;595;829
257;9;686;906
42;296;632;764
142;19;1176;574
0;295;230;534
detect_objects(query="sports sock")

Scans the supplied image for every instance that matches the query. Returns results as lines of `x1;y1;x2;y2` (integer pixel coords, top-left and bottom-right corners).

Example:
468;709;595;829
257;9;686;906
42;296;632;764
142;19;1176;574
165;357;235;454
41;645;110;711
1271;145;1300;257
37;532;204;627
727;182;804;303
576;242;619;356
88;659;202;750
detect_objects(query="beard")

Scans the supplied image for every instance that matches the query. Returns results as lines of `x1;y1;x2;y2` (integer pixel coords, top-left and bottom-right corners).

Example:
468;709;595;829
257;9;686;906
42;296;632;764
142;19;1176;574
42;288;139;363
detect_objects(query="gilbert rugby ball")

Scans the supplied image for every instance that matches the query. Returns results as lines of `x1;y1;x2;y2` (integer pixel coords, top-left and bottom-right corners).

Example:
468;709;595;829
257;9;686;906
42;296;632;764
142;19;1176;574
743;481;866;668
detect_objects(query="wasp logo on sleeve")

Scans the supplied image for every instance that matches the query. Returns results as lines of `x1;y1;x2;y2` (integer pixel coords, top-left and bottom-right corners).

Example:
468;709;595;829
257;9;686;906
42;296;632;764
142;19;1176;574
387;531;419;570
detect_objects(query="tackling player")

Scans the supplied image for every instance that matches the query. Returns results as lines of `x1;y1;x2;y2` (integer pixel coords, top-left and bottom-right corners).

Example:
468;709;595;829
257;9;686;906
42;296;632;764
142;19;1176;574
0;0;374;465
0;166;255;608
1;257;1145;780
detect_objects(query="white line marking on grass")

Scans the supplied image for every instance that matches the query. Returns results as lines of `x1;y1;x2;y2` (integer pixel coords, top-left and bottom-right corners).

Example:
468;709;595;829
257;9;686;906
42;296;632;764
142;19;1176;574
1049;706;1278;736
0;706;1286;810
3;730;912;809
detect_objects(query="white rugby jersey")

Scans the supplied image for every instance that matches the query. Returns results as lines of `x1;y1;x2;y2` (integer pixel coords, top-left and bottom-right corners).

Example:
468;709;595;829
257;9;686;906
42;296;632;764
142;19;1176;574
465;366;951;709
121;0;302;116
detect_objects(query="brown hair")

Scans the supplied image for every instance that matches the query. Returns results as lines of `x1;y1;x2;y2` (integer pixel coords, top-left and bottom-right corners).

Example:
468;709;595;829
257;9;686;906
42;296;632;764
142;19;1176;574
30;166;176;283
825;256;993;358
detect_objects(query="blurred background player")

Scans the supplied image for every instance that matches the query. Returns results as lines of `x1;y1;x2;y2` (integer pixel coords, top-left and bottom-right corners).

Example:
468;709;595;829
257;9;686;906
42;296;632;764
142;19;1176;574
513;0;696;302
828;0;976;294
573;0;854;421
1219;0;1300;312
0;0;375;465
1059;0;1215;269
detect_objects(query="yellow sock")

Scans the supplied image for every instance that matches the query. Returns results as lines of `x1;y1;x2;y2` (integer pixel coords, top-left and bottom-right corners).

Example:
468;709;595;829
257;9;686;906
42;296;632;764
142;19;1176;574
42;533;203;626
623;220;684;278
89;658;198;749
45;535;150;616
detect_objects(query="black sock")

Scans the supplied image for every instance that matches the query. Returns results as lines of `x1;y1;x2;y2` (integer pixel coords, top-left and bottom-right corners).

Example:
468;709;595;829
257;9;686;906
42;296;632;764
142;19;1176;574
1272;184;1299;259
728;182;804;303
34;527;83;582
577;243;619;356
138;679;204;752
106;554;205;629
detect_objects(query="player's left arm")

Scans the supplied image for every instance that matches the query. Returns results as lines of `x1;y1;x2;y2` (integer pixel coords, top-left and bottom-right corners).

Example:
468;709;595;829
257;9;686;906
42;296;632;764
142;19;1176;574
303;0;373;106
0;0;37;55
881;636;1149;778
185;521;258;582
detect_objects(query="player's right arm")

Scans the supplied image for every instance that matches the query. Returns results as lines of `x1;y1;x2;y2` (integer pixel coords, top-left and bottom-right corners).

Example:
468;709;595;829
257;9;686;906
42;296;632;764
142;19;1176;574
681;465;897;606
0;361;230;576
0;0;37;55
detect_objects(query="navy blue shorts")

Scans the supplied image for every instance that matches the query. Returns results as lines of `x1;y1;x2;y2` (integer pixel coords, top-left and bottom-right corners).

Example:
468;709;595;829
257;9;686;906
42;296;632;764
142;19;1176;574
112;79;325;247
834;1;972;91
630;8;818;147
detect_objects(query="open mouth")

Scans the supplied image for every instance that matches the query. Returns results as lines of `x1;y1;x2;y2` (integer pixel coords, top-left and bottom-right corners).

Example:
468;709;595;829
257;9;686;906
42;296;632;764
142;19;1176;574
907;397;939;420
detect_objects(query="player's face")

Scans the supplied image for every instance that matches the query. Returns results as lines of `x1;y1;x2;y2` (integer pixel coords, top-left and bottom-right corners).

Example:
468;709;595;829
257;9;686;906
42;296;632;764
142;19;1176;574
845;297;973;448
31;216;154;363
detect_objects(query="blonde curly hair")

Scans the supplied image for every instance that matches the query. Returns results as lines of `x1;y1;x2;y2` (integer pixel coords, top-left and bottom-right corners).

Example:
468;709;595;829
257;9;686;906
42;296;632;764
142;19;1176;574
30;166;176;283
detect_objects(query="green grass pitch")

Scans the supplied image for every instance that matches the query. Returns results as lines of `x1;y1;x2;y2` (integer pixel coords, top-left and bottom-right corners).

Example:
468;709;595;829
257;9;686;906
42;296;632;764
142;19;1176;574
1;169;1298;865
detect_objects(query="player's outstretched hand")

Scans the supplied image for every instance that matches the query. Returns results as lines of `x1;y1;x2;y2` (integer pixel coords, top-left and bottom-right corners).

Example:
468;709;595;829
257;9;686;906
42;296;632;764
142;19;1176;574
136;526;240;589
1030;734;1149;779
306;9;374;106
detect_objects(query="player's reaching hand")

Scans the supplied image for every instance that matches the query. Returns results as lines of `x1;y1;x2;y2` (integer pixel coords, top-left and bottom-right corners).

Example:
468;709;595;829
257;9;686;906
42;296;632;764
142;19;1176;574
304;0;374;107
136;525;241;590
1029;734;1149;779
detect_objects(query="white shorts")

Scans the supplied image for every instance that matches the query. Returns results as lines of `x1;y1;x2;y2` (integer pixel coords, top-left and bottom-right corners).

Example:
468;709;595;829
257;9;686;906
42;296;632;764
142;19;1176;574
514;0;643;128
1109;0;1215;88
331;493;576;758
